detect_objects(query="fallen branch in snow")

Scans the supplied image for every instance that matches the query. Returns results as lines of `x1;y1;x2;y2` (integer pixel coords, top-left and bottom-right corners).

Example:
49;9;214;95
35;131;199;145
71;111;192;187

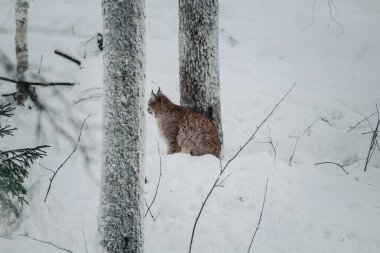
327;0;344;37
82;227;89;253
19;233;73;253
257;126;278;157
54;49;81;66
188;83;296;253
247;177;269;253
363;104;380;172
289;130;300;166
302;118;319;136
38;54;44;74
347;112;376;132
314;159;364;175
44;115;90;202
145;141;163;219
0;76;75;86
301;0;317;31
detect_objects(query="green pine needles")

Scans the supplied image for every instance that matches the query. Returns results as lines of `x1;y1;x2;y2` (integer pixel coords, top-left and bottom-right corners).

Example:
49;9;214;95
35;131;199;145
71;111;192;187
0;103;49;217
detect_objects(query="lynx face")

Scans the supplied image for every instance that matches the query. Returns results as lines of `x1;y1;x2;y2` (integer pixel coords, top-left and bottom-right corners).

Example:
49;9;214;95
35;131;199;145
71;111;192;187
147;90;160;116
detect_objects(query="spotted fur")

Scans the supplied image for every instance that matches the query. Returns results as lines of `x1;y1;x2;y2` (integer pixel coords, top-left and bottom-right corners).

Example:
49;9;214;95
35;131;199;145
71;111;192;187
148;89;221;158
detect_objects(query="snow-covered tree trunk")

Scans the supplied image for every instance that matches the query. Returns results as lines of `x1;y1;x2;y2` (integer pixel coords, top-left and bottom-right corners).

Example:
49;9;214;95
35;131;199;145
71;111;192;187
179;0;223;144
98;0;145;252
15;0;30;105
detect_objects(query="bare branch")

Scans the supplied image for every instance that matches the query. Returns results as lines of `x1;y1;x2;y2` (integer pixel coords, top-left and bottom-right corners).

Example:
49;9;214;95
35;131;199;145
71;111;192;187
19;233;73;253
348;112;376;132
302;118;319;136
1;92;17;99
0;76;75;86
44;115;90;202
289;130;300;166
39;163;55;174
145;141;163;218
188;83;296;253
247;177;269;253
215;173;232;188
144;198;156;220
327;0;344;37
54;50;81;66
221;83;296;174
38;54;43;74
301;0;317;31
82;227;89;253
364;104;380;172
257;126;278;157
315;158;365;175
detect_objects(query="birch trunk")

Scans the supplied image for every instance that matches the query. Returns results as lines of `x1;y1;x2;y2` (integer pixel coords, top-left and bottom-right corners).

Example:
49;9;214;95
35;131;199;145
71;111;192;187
15;0;30;105
98;0;145;252
179;0;223;144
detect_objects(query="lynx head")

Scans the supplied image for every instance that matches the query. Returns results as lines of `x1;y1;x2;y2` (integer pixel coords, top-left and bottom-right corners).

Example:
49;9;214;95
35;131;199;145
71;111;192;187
147;88;163;117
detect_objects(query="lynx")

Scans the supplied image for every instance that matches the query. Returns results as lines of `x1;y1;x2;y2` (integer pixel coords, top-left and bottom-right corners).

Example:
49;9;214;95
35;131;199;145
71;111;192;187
147;88;221;158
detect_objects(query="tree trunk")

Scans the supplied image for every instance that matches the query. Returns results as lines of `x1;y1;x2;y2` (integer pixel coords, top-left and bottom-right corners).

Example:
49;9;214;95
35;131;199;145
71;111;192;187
98;0;145;252
179;0;223;144
15;0;31;106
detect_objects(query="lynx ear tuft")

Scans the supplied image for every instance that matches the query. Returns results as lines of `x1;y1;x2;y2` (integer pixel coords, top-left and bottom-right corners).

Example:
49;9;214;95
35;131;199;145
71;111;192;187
151;90;157;99
157;87;162;95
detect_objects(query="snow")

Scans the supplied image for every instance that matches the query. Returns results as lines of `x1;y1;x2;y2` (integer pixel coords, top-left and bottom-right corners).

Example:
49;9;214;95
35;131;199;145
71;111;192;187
1;0;380;252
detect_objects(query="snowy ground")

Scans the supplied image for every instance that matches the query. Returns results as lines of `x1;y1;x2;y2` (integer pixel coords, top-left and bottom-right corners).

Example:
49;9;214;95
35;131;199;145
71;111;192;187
1;0;380;252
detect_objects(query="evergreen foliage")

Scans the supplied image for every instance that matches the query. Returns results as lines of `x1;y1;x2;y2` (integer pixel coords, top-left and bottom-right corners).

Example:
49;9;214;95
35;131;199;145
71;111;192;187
0;103;48;217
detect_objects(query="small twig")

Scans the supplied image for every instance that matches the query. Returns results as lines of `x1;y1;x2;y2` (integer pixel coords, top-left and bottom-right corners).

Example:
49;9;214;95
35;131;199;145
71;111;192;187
153;212;161;222
215;173;232;188
54;50;81;66
364;104;380;172
38;54;43;74
144;198;155;220
19;233;73;253
2;92;17;100
315;162;348;174
188;83;296;253
145;141;163;218
348;112;376;132
82;227;89;253
301;0;317;31
327;0;344;37
0;76;75;86
289;130;300;166
302;118;319;136
247;177;269;253
320;117;333;126
44;115;90;202
257;126;278;157
39;163;55;174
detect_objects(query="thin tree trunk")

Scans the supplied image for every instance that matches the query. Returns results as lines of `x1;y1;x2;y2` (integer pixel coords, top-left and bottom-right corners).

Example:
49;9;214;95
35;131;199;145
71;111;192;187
179;0;223;144
15;0;31;105
98;0;145;252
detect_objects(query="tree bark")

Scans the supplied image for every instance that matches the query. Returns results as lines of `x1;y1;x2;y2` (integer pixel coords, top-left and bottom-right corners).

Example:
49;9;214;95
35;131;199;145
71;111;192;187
98;0;145;252
15;0;31;105
179;0;223;144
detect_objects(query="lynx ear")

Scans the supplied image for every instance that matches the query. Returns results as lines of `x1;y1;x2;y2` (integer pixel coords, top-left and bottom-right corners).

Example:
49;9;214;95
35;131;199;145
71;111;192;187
151;90;156;99
157;87;162;96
